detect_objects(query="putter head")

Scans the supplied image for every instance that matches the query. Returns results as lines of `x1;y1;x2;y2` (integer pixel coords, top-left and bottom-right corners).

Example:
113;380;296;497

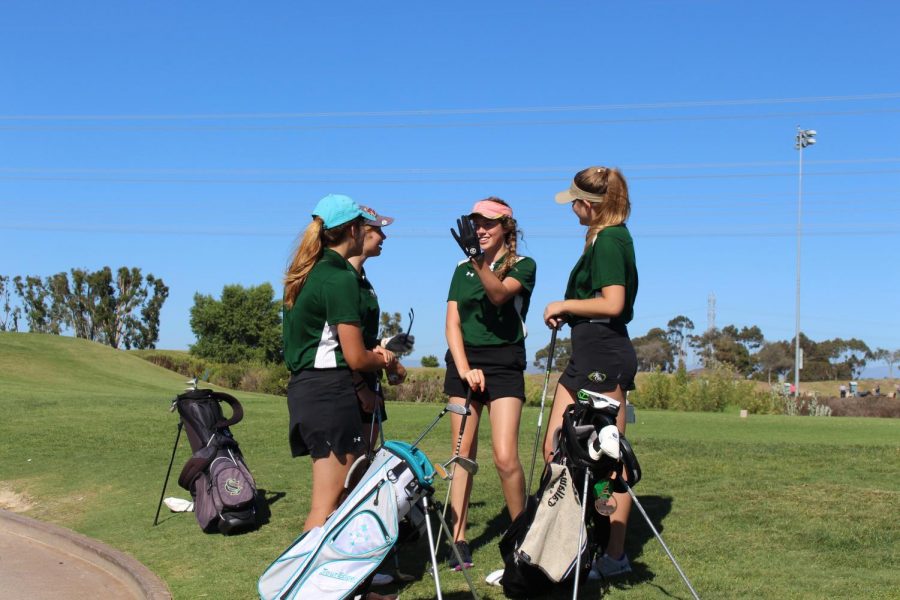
445;455;479;475
433;462;452;480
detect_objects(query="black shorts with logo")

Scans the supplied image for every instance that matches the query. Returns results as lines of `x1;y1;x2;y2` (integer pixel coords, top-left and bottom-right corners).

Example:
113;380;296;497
443;343;527;403
559;322;637;394
287;369;366;459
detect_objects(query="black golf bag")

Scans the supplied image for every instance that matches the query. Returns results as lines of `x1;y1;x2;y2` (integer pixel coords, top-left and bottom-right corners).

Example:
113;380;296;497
500;394;641;598
174;388;258;535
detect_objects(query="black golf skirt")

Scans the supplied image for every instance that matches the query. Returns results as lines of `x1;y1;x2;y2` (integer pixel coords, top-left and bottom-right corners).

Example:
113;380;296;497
287;369;366;459
443;343;527;404
559;322;637;394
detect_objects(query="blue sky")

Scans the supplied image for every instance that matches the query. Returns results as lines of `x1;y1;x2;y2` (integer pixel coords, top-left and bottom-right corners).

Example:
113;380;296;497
2;2;898;376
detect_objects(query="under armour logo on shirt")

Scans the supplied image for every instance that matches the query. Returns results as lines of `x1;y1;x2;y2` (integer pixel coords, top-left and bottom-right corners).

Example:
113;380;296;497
466;272;475;278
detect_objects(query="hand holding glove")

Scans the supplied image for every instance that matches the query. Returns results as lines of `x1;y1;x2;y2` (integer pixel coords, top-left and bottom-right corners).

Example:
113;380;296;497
381;333;415;354
450;215;484;260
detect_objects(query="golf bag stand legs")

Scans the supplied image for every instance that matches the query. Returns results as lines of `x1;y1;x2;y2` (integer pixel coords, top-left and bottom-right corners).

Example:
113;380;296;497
625;483;701;600
572;469;591;600
424;494;481;600
153;420;183;526
421;495;444;600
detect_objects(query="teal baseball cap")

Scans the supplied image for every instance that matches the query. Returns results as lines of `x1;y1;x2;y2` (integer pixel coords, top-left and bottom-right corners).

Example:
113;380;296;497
312;194;377;229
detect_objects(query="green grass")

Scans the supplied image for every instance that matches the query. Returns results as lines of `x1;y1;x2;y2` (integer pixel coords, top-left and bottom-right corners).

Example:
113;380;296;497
1;332;899;599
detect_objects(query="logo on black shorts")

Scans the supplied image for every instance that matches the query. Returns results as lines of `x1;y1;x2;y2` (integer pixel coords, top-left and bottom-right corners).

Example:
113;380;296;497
588;371;607;383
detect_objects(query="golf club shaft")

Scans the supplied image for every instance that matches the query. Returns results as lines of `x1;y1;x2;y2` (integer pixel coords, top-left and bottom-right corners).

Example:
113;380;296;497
154;421;183;526
626;485;701;600
435;388;474;554
526;327;558;496
411;409;448;448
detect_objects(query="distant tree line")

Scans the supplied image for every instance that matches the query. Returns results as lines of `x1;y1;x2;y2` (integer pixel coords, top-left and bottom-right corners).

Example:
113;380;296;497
530;314;898;382
0;268;168;349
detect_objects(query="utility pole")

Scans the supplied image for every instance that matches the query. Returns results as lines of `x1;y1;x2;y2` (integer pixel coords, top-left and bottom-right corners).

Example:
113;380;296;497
794;127;817;399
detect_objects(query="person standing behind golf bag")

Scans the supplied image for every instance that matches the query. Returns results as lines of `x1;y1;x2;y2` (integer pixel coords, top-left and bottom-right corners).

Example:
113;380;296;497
347;206;412;454
283;194;397;533
542;166;638;579
444;197;536;570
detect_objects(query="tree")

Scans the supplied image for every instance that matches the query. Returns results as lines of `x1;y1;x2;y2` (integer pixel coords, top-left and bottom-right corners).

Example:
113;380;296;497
689;325;755;376
11;268;168;349
533;336;572;372
421;355;439;368
666;315;695;369
190;283;282;363
0;275;21;332
873;348;900;379
633;327;674;371
755;341;792;383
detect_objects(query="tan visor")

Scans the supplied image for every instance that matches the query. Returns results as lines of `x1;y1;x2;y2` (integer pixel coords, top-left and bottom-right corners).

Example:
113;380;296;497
555;183;607;204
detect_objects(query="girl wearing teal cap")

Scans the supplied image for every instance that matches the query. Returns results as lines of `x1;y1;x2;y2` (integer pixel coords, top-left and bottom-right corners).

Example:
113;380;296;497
282;194;396;533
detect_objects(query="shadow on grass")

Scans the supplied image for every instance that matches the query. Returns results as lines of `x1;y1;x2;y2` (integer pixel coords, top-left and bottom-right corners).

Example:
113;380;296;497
255;488;286;527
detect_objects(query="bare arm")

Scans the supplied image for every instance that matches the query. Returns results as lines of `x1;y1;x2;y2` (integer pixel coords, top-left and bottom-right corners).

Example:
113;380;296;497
337;323;394;371
469;258;524;306
445;301;484;391
543;285;626;327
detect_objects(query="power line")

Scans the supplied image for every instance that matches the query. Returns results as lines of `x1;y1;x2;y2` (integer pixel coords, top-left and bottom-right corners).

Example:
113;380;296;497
2;107;899;132
2;92;899;121
1;168;899;185
2;156;900;176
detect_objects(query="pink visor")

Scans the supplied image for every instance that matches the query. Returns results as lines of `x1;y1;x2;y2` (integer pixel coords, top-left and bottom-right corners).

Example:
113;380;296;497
470;199;513;219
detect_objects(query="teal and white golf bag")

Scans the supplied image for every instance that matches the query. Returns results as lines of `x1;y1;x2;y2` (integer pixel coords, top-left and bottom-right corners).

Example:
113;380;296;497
258;440;436;600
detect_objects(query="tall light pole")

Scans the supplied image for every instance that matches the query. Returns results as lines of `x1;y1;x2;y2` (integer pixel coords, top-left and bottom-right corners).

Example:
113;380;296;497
794;127;816;398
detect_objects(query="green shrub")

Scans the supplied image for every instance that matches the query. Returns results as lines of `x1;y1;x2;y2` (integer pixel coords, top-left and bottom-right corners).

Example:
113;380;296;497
631;367;674;409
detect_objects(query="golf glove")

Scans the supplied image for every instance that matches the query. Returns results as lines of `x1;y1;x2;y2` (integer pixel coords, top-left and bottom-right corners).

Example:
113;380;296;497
450;215;484;260
381;333;415;353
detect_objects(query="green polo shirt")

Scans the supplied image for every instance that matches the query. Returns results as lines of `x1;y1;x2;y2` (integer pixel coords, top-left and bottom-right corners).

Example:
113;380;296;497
564;225;638;326
447;254;537;346
357;267;380;350
283;249;362;371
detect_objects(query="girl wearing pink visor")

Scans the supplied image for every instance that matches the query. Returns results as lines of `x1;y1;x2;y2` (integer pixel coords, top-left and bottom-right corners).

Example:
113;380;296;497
444;197;537;570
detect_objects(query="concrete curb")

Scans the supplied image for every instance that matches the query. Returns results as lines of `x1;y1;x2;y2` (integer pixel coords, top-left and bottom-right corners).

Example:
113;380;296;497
0;508;171;599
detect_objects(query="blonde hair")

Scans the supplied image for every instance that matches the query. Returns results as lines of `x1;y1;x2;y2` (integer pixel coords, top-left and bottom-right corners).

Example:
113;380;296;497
479;197;521;281
283;216;361;308
574;167;630;249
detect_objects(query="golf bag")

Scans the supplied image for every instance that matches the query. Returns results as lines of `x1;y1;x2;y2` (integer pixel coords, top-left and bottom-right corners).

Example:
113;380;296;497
258;440;436;600
174;388;258;535
499;393;641;598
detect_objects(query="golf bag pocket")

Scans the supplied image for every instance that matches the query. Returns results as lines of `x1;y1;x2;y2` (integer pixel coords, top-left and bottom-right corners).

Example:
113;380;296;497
192;447;257;534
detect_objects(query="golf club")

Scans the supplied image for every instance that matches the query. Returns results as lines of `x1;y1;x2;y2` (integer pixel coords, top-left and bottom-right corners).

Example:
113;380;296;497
411;402;469;449
434;387;476;560
526;326;558;496
405;307;415;338
624;482;701;600
153;419;183;526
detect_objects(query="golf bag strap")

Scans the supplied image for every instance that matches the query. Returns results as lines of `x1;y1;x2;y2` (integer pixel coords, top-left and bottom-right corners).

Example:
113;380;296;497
178;389;244;428
612;435;642;493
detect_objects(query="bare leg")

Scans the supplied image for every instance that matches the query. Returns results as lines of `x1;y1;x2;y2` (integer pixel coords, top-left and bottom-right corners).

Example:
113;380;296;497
304;451;356;531
542;383;576;462
448;395;482;542
486;396;525;520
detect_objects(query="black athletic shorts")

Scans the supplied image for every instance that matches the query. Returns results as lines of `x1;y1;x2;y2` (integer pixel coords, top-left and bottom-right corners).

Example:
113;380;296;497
443;343;527;403
287;369;366;459
559;322;637;394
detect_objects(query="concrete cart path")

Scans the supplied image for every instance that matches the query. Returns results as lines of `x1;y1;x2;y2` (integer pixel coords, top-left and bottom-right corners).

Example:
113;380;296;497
0;509;171;600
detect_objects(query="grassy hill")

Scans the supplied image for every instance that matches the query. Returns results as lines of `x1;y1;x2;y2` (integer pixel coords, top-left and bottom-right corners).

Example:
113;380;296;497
2;332;899;599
